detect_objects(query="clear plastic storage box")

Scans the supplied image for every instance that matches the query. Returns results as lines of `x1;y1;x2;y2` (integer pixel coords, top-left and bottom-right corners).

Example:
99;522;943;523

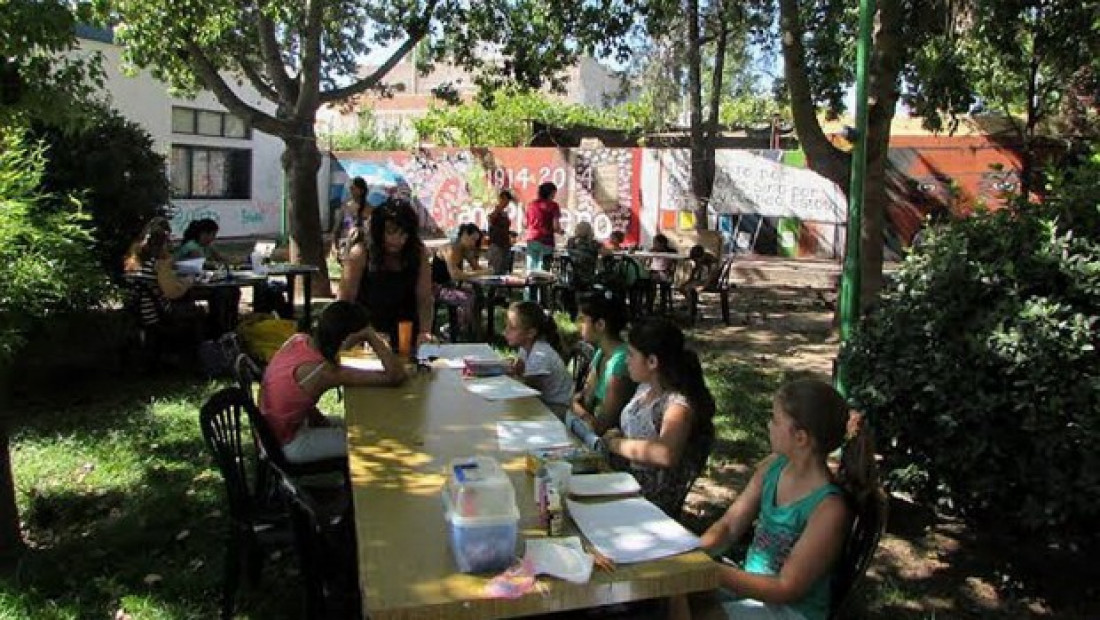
442;456;520;573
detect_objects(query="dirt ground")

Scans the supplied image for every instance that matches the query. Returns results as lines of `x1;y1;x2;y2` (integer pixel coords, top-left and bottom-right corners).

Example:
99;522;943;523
677;261;1098;619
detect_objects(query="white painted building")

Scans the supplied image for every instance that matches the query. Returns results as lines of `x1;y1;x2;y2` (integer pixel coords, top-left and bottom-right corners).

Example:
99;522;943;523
316;54;628;144
74;27;322;238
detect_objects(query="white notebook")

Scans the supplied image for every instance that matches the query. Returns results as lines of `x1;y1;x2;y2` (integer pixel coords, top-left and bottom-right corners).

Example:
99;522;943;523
566;497;700;564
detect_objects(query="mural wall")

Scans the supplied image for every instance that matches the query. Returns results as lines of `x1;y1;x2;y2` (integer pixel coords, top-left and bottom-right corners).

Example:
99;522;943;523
331;148;642;243
331;137;1026;259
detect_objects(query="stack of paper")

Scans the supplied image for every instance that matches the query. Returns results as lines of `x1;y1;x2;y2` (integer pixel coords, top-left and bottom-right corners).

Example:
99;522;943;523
465;375;540;401
567;472;642;497
566;497;700;564
496;419;572;452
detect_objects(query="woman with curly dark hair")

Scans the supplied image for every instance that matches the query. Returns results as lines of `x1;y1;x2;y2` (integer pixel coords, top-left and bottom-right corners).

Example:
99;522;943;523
338;199;434;347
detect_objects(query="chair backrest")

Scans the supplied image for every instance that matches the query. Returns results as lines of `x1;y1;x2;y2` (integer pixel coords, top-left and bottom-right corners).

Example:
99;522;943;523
199;387;263;522
830;489;888;618
668;430;714;521
714;255;737;291
569;341;595;394
234;353;263;406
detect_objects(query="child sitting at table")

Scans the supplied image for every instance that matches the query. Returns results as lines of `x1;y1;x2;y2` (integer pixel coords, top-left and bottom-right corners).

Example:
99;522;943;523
260;301;408;463
601;318;714;517
571;291;636;434
504;301;573;418
566;221;603;288
669;379;877;620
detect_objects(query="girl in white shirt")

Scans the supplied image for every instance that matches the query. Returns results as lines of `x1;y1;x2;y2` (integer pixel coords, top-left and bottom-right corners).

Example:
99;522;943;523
505;301;573;418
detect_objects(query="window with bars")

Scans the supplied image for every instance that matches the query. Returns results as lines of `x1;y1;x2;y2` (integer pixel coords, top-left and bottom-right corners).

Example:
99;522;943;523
170;146;252;199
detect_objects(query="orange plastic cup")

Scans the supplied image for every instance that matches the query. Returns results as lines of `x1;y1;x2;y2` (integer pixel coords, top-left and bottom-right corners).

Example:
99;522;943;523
397;320;413;357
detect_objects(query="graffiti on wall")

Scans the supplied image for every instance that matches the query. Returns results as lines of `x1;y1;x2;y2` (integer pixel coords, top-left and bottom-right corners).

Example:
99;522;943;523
332;148;642;242
171;201;280;238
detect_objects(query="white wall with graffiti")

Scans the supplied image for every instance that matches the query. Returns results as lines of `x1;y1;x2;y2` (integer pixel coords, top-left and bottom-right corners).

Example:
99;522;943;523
77;34;327;239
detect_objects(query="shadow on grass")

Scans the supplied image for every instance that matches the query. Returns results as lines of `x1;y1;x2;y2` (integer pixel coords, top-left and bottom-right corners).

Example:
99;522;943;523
4;374;307;619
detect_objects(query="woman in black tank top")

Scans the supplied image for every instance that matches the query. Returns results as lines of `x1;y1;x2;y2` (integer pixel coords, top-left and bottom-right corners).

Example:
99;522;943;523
337;199;435;346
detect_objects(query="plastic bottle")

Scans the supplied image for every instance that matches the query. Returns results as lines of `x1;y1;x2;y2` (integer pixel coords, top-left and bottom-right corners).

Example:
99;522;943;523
547;486;564;536
534;463;549;527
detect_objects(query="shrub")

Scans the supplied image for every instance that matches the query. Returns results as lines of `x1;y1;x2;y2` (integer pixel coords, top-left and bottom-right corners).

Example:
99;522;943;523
840;152;1100;543
0;129;112;363
30;104;170;275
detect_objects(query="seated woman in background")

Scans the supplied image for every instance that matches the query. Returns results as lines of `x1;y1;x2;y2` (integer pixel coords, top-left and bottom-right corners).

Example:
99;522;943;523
435;222;487;339
123;217;203;331
338;199;434;348
169;217;240;335
679;244;721;298
571;291;637;434
565;221;603;289
602;317;715;517
175;218;228;264
505;301;573;418
260;301;407;463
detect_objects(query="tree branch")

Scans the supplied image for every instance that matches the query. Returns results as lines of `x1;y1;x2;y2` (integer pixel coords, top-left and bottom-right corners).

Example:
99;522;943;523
255;6;297;101
707;19;728;140
294;0;325;116
181;41;292;136
234;52;280;101
319;0;439;105
778;0;836;161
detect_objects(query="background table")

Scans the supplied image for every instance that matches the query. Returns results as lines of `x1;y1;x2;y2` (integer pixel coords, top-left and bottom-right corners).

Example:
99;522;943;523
264;264;319;326
345;369;717;620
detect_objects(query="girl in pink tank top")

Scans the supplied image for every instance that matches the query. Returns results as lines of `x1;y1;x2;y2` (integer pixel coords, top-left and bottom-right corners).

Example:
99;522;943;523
259;301;409;463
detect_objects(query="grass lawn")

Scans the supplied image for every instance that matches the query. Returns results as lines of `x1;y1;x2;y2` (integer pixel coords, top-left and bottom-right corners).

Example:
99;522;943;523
2;375;313;619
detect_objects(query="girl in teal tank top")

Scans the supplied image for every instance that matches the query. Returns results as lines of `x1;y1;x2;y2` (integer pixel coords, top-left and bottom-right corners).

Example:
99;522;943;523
671;379;878;620
570;292;637;434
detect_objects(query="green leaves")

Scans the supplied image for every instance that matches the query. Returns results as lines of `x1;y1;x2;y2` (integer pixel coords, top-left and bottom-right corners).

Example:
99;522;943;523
412;87;652;147
0;129;113;363
840;150;1100;544
0;1;106;129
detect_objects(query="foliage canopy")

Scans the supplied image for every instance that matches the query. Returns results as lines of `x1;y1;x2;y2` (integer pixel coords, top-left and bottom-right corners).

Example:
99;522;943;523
841;151;1100;543
0;130;112;364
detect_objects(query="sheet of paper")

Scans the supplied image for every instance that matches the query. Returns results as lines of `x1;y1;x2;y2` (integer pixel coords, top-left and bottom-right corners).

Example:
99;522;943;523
465;375;541;401
496;419;572;452
340;357;385;371
566;497;700;564
524;537;593;584
567;472;642;497
418;343;501;368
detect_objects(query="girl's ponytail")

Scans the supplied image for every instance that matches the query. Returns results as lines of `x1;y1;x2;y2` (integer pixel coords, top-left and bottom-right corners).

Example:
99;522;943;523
837;412;880;510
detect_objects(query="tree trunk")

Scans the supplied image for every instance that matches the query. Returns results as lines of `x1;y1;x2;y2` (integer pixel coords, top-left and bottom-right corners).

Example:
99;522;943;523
686;0;710;230
281;130;332;298
859;0;905;308
0;363;21;563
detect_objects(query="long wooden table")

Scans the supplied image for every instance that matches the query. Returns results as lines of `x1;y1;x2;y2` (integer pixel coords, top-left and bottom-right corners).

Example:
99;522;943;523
345;368;717;620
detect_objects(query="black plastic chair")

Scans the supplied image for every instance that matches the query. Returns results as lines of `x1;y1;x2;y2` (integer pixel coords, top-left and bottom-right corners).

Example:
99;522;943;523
829;489;888;618
568;341;595;394
199;387;295;620
231;355;347;482
687;255;736;326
